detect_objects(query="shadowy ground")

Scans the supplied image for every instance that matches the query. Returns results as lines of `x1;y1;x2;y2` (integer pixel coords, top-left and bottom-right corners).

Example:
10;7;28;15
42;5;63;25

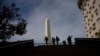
23;45;100;56
1;39;100;56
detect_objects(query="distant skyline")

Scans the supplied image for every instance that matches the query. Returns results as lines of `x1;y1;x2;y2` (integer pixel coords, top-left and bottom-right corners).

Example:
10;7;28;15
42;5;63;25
7;0;86;43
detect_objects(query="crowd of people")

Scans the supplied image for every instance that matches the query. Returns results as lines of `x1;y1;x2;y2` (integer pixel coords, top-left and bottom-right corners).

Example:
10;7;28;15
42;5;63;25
44;35;72;45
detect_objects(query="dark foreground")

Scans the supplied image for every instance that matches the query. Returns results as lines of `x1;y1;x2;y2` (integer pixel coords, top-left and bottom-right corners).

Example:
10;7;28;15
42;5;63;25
1;38;100;56
1;45;100;56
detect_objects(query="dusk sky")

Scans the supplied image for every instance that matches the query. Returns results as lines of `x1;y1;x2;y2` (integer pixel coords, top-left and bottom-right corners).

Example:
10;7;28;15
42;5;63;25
7;0;86;43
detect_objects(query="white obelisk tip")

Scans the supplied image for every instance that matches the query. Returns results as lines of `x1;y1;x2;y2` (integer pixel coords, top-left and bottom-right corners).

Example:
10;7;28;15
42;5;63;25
45;17;48;21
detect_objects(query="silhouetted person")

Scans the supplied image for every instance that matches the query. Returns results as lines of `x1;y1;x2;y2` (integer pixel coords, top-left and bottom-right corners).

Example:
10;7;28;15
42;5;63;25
52;37;55;45
56;36;60;45
62;40;66;45
44;37;48;45
67;36;72;45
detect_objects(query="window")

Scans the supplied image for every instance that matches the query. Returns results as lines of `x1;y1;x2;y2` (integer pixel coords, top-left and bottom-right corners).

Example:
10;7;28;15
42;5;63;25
91;36;93;38
82;8;84;11
92;36;94;38
85;27;87;29
84;4;86;7
99;4;100;7
89;11;91;14
93;27;96;30
88;19;90;22
86;11;88;15
89;31;91;34
95;9;98;13
97;18;100;21
84;8;86;11
93;0;95;4
96;13;98;16
93;23;95;26
93;23;96;30
88;23;89;25
87;4;89;6
91;19;93;22
84;15;87;18
92;6;95;9
90;27;92;29
91;14;94;18
95;32;98;36
89;6;92;10
95;9;98;15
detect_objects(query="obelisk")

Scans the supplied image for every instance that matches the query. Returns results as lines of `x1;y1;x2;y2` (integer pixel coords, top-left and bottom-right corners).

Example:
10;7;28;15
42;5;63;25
45;17;52;45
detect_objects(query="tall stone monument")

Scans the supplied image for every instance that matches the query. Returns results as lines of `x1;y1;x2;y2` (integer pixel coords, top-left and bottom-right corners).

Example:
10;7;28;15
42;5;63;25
45;17;52;45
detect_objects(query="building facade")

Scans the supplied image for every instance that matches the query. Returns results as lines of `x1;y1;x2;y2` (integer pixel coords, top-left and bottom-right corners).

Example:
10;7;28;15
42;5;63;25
77;0;100;38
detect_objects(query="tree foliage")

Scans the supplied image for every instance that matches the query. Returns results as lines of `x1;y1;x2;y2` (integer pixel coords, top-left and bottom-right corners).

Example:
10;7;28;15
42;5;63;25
0;0;27;40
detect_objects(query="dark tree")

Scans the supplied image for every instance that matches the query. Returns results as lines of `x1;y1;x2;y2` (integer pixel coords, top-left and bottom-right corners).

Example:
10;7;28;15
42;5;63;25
56;36;60;45
62;40;66;45
44;36;48;45
67;35;72;45
0;0;27;41
52;37;55;45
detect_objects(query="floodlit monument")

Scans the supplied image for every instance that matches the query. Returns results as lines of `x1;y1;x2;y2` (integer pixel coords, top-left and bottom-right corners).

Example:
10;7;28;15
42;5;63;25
45;17;52;45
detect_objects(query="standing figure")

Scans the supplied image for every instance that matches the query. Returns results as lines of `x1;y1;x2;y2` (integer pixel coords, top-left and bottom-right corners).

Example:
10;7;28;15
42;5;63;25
45;36;48;45
52;37;55;45
56;36;60;45
67;35;72;45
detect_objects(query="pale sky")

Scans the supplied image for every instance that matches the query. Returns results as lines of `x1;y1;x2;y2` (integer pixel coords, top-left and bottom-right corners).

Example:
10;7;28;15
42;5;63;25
7;0;86;43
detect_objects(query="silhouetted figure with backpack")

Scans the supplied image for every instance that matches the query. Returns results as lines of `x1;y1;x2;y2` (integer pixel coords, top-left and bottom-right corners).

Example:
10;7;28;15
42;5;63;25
52;37;55;45
56;36;60;45
44;36;48;45
67;35;72;45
